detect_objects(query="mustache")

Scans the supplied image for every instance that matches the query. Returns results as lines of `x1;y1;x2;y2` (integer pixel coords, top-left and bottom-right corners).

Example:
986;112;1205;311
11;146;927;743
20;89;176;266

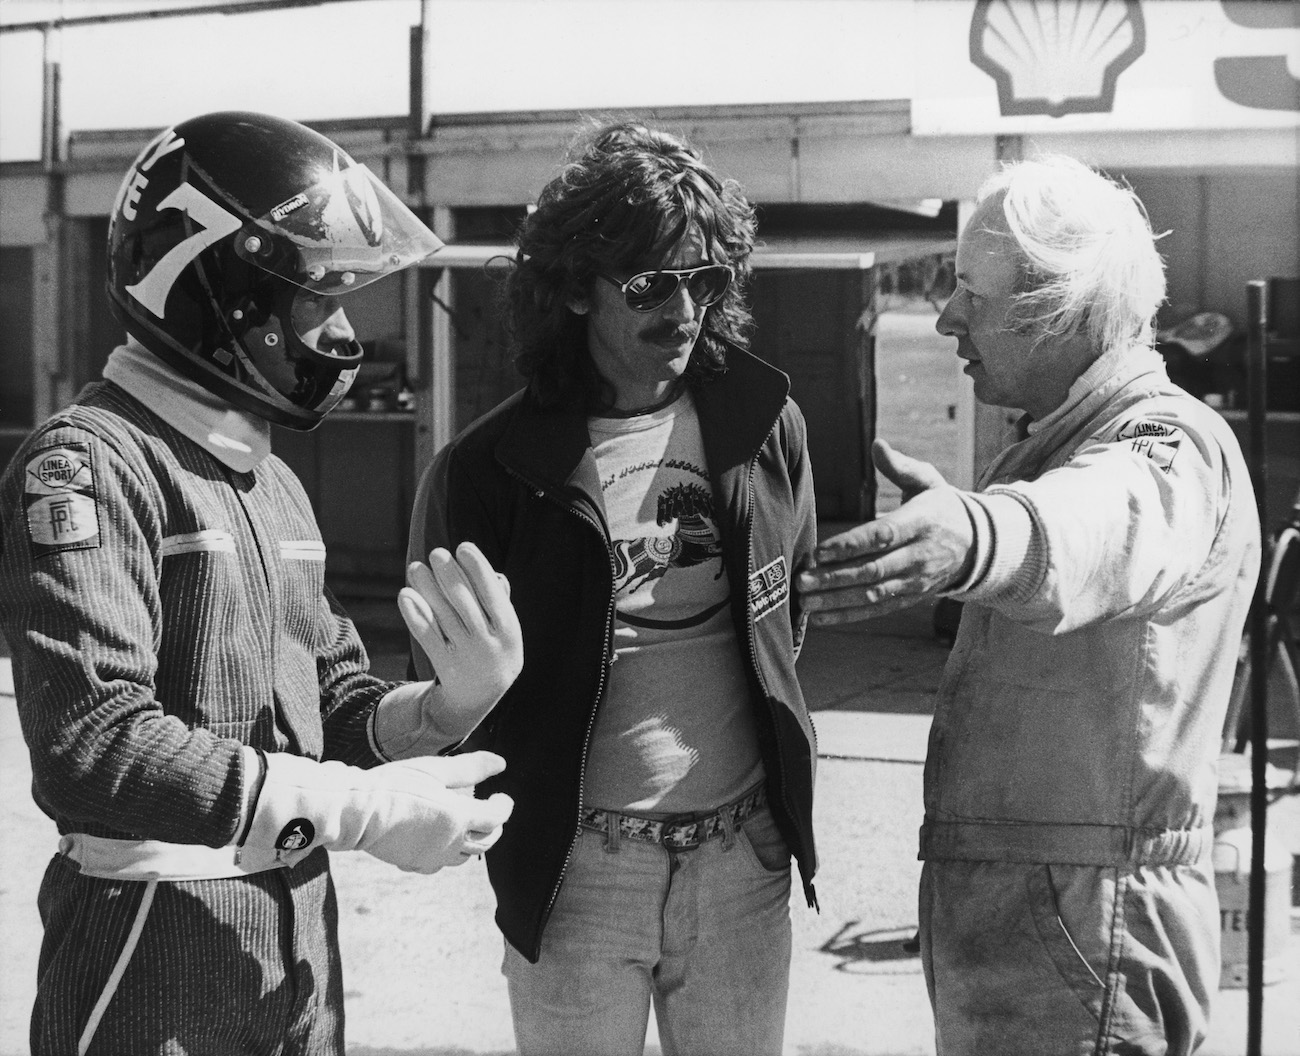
641;323;697;342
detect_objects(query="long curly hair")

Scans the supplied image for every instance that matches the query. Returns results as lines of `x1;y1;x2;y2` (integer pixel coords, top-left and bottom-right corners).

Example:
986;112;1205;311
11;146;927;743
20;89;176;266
505;121;757;410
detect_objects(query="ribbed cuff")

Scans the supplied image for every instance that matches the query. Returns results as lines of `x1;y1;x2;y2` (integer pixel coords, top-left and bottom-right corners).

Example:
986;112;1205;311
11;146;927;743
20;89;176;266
367;701;396;763
948;489;1045;604
233;746;268;848
942;491;994;594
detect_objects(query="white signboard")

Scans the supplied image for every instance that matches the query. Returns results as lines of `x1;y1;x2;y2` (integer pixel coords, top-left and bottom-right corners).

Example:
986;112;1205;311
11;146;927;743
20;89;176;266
912;0;1300;134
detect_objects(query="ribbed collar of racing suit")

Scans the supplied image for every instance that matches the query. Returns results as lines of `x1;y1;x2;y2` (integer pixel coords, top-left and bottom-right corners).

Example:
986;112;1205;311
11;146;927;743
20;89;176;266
103;339;272;472
1025;342;1165;437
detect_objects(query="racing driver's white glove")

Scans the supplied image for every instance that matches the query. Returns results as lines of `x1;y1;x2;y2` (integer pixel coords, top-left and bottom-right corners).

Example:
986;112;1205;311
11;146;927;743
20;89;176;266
379;540;523;757
233;747;512;874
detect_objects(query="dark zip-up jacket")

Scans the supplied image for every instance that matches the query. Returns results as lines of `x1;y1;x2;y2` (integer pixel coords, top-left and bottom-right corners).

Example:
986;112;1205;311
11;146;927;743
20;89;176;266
408;349;819;962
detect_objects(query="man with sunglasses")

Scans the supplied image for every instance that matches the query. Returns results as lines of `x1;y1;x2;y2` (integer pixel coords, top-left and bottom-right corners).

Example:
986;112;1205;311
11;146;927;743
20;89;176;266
407;120;819;1055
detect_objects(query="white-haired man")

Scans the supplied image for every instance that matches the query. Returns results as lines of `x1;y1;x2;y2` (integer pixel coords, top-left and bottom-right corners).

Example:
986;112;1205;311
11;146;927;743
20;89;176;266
798;155;1260;1055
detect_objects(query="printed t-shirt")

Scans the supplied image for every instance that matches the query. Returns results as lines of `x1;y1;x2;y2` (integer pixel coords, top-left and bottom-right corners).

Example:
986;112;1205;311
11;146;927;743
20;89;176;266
583;392;763;815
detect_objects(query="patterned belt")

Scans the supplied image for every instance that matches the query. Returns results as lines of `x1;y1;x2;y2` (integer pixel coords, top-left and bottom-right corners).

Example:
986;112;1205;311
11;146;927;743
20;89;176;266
581;785;766;851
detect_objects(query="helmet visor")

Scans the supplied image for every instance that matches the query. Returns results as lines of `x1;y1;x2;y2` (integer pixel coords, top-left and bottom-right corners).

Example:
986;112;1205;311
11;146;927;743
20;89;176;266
235;159;443;294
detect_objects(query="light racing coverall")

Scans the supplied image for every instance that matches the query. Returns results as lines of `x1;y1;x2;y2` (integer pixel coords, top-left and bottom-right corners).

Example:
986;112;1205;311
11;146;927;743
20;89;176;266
920;346;1260;1056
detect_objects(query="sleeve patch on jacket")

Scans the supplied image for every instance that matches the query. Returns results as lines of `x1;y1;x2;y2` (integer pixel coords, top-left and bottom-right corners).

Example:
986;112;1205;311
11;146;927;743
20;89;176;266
1116;419;1184;473
22;442;102;556
749;556;789;622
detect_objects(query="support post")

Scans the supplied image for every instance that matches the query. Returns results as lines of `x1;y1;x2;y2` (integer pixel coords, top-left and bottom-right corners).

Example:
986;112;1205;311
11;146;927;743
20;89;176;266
1243;278;1269;1056
38;23;68;419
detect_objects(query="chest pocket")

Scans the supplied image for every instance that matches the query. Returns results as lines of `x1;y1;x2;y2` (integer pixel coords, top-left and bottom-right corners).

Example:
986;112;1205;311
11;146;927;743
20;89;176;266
158;530;241;616
156;530;245;723
278;539;327;653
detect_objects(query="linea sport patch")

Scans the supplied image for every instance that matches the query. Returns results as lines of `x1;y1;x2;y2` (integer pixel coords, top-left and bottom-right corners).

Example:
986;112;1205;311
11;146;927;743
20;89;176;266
23;443;102;557
749;555;789;623
1117;419;1184;473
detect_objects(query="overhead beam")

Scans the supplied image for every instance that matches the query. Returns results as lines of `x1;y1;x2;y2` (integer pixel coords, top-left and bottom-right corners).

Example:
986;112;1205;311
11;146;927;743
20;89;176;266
0;0;331;33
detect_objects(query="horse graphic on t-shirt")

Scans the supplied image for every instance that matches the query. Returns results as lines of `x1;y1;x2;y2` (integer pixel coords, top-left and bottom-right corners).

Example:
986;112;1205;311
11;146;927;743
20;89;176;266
612;482;723;594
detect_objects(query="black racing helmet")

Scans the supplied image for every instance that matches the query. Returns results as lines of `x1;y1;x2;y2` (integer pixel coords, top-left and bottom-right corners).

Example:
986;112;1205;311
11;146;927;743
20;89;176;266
106;111;442;429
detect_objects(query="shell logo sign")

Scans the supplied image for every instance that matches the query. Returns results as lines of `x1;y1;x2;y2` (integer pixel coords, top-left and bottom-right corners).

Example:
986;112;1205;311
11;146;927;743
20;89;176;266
913;0;1300;135
970;0;1146;118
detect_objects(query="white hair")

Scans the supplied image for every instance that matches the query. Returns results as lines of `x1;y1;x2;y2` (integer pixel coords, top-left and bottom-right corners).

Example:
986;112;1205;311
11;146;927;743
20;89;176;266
977;154;1166;354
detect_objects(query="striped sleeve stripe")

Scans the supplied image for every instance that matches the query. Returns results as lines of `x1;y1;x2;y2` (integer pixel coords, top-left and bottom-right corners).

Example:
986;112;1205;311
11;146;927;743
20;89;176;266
279;540;326;561
159;530;236;557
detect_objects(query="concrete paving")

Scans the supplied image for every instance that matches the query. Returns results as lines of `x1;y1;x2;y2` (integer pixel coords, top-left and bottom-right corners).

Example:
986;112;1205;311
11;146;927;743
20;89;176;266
3;601;1299;1056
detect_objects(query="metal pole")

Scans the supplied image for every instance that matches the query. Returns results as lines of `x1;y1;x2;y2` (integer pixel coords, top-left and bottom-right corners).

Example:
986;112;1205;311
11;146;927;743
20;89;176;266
407;1;453;468
407;11;428;201
1243;278;1269;1056
38;22;68;404
39;24;61;173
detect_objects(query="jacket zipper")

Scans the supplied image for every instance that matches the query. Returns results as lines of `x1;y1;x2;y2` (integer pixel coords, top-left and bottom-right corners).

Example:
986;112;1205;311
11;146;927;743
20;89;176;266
503;466;617;954
741;420;818;909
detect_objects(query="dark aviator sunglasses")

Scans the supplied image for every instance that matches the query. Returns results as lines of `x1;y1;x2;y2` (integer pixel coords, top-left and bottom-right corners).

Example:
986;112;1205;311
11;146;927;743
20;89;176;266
599;264;734;313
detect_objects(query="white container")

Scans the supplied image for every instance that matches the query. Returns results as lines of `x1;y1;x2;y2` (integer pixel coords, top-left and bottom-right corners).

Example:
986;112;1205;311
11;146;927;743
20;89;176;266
1212;821;1293;988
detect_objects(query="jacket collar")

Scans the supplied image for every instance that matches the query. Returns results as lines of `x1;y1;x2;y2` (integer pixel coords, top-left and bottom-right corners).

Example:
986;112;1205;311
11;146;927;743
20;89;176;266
692;347;791;470
494;346;790;498
981;345;1170;486
494;392;601;498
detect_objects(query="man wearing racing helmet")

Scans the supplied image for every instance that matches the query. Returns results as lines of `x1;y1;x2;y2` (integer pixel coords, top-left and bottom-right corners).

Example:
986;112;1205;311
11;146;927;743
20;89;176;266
0;111;522;1055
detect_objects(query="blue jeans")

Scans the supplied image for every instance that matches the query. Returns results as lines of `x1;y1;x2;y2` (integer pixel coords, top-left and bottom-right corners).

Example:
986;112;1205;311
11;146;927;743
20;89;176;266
502;804;793;1056
920;859;1218;1056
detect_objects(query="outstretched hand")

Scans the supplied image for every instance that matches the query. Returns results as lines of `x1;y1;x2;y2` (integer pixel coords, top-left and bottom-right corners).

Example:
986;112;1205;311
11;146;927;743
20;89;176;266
796;439;975;625
398;541;523;737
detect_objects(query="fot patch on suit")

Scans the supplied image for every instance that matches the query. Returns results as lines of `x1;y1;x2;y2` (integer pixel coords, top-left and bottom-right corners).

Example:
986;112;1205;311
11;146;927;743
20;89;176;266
23;442;102;557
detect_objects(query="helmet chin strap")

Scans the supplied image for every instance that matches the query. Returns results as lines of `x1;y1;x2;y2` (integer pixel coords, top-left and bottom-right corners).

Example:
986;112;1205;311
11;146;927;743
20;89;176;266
228;338;359;420
222;280;363;414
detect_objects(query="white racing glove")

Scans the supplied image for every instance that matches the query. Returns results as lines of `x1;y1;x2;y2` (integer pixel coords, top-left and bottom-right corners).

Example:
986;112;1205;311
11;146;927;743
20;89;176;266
395;540;523;751
234;748;513;874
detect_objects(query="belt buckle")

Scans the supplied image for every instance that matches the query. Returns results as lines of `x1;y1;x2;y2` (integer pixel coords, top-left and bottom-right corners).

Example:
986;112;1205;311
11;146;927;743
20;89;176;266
661;817;704;851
